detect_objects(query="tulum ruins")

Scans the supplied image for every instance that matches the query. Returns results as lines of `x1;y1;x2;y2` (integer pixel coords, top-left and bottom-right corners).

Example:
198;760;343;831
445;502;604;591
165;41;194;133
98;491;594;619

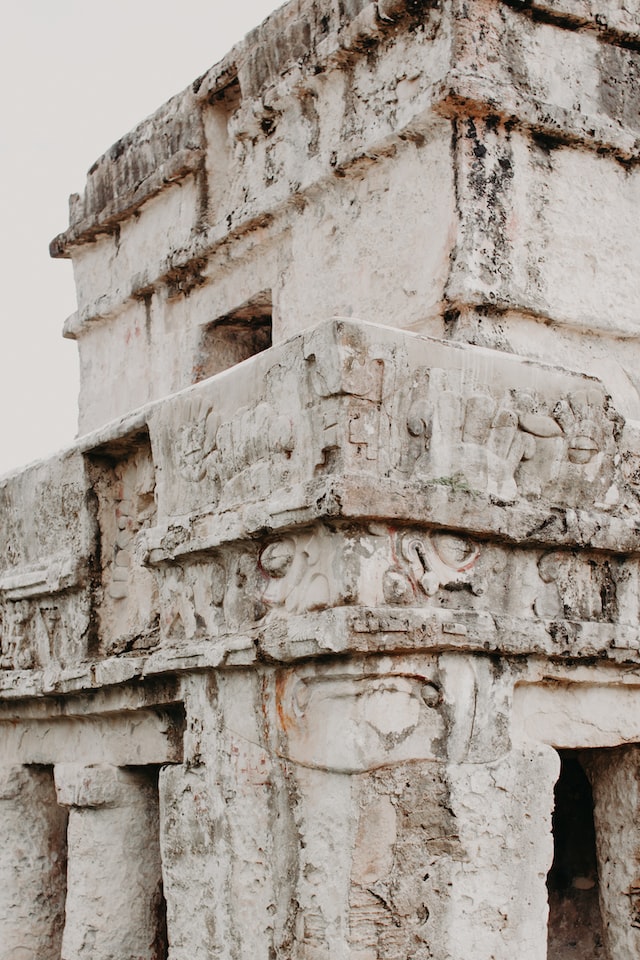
2;0;640;957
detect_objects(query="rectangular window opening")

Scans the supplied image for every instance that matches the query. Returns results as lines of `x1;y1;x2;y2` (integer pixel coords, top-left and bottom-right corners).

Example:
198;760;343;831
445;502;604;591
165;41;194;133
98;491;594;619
193;290;273;382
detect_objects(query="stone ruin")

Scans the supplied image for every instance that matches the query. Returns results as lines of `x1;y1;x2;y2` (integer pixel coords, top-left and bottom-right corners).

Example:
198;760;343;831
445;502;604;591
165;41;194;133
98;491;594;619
2;1;640;957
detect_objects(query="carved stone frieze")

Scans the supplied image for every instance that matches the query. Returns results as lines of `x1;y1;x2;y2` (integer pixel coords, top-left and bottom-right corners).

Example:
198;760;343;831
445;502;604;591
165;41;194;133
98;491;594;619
2;321;640;677
142;321;638;542
136;520;640;668
151;360;301;519
0;554;91;674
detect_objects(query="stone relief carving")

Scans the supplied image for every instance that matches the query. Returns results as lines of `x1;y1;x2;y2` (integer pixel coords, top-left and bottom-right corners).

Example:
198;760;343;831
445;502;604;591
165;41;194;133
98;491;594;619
275;664;454;959
303;325;387;402
304;324;397;474
278;669;444;771
168;399;296;508
91;441;159;654
0;553;92;671
175;397;219;484
405;370;540;502
159;559;226;643
155;547;267;644
401;368;621;509
214;400;296;507
397;532;481;599
108;450;157;603
138;322;636;543
0;601;35;670
140;522;638;661
259;527;341;615
533;551;619;623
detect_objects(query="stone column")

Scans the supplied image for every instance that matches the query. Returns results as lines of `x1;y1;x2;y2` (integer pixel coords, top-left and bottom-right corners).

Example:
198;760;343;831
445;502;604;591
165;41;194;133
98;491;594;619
584;746;640;960
0;765;67;960
55;763;166;960
446;743;560;960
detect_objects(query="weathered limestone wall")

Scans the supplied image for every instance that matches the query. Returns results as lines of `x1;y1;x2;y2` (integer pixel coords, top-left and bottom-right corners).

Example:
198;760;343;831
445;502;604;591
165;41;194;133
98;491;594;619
51;0;640;435
3;0;640;957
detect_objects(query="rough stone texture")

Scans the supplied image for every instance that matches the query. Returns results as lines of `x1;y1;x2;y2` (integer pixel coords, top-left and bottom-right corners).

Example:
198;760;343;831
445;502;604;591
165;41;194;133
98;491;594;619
4;0;640;956
0;766;68;960
584;747;640;959
56;764;166;960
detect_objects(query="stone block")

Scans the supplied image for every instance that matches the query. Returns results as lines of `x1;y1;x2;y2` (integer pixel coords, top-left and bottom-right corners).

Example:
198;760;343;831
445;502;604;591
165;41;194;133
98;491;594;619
56;764;166;960
0;766;67;960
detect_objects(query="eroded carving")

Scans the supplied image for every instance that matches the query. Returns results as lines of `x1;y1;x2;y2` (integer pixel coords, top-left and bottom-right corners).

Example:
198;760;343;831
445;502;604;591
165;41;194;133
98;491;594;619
0;601;35;669
173;393;300;506
259;528;340;615
406;370;557;502
400;532;480;598
159;559;225;642
175;397;219;484
533;551;618;623
275;663;454;959
90;438;159;654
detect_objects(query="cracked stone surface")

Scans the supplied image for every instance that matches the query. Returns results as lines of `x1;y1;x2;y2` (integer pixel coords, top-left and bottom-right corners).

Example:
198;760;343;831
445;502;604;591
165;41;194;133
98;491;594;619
2;1;640;957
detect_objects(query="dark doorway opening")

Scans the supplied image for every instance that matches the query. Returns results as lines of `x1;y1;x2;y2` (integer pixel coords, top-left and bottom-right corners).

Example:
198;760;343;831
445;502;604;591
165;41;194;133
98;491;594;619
547;751;605;959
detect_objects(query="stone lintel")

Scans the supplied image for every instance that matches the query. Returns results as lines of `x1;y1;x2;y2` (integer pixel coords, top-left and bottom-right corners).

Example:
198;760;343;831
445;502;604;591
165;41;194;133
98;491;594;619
54;763;160;808
0;708;184;768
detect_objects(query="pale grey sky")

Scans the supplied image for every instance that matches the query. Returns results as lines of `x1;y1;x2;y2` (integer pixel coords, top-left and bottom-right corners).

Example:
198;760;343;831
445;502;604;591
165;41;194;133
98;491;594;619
0;0;279;476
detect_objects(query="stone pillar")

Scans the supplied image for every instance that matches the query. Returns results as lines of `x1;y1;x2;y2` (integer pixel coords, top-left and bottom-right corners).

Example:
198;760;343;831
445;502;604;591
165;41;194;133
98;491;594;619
55;763;166;960
584;746;640;960
446;743;560;960
0;765;67;960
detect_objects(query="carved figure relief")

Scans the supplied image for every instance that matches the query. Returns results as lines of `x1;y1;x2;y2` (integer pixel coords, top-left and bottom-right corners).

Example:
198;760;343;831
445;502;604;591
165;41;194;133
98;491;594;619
172;396;295;510
400;533;480;598
406;370;547;503
519;389;619;506
156;546;269;643
108;450;156;603
159;559;225;642
533;551;618;623
175;399;219;484
39;604;66;665
91;439;159;653
0;601;35;669
304;327;397;476
214;401;295;507
404;369;619;509
379;529;483;607
303;326;386;402
554;390;609;467
259;528;339;616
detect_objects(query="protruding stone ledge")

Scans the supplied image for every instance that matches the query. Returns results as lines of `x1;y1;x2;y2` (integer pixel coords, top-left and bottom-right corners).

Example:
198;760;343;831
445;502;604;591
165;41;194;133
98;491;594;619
512;681;640;748
4;319;640;678
49;90;205;259
503;0;640;43
0;555;85;600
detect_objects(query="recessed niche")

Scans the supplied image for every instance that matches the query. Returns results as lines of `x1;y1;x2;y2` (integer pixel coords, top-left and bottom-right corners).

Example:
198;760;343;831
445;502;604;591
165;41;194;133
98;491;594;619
86;430;159;655
193;290;273;381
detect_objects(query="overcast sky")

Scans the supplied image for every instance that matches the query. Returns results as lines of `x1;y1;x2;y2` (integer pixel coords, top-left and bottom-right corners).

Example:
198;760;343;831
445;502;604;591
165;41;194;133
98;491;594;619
0;0;279;476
